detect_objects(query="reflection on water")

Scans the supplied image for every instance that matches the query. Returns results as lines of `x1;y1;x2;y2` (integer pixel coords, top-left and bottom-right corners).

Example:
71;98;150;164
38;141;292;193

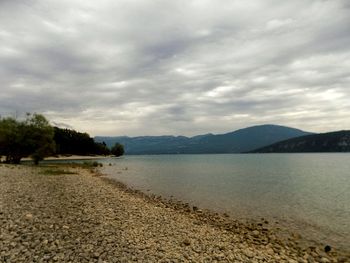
100;154;350;251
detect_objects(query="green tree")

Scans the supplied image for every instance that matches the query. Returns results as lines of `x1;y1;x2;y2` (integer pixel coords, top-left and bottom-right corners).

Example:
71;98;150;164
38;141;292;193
0;113;55;164
94;141;111;155
25;114;56;165
0;118;25;163
111;143;124;157
53;127;110;155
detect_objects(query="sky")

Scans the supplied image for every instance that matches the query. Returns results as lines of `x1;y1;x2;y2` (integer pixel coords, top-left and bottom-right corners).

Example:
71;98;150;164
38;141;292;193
1;0;349;136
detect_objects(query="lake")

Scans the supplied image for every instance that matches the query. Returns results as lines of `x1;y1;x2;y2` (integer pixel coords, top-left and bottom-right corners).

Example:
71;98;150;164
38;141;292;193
99;153;350;251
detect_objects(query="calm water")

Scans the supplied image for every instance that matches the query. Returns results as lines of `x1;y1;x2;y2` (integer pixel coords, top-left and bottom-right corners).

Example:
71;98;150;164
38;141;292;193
100;154;350;250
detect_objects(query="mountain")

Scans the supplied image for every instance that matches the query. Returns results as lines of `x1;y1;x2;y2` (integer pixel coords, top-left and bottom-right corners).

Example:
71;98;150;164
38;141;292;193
181;124;312;154
250;130;350;153
95;124;312;154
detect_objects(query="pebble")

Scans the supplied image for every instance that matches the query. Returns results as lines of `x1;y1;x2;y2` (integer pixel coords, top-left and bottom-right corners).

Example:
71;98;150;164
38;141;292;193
252;230;260;237
0;165;347;262
320;257;330;263
244;249;254;258
183;239;191;246
266;247;275;255
25;213;33;220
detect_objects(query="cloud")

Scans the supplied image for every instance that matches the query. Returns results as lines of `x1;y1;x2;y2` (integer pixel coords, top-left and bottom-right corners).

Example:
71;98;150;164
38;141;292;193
0;0;349;136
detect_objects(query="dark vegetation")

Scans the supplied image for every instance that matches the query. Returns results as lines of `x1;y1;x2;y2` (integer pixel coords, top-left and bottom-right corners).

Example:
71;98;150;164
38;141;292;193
39;168;77;175
111;143;125;157
0;113;55;164
0;114;124;164
250;130;350;153
54;127;110;156
95;125;312;154
82;161;103;167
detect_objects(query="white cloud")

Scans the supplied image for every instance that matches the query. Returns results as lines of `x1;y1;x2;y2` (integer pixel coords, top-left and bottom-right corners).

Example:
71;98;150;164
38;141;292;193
0;0;349;136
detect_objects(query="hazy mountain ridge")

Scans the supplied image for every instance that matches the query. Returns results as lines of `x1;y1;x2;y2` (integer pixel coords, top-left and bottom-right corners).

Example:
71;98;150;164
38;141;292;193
250;130;350;153
95;124;312;154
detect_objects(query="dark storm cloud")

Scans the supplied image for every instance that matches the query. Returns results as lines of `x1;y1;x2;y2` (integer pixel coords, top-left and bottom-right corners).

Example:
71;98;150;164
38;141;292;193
0;0;349;135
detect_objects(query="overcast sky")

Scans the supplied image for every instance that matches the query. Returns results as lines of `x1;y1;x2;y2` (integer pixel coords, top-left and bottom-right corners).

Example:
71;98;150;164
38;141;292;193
1;0;349;136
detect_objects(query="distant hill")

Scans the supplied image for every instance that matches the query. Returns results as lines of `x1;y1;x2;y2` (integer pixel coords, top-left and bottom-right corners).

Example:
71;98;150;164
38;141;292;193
95;124;311;154
250;130;350;153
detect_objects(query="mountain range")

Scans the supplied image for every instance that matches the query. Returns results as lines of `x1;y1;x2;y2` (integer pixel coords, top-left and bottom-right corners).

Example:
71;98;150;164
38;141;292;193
95;124;312;154
251;130;350;153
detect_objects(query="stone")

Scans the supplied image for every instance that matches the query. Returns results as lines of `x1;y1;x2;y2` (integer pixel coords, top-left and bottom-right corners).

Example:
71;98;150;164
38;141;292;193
25;213;33;220
183;239;191;246
244;249;254;258
0;164;345;263
324;245;331;253
252;230;259;237
266;247;274;255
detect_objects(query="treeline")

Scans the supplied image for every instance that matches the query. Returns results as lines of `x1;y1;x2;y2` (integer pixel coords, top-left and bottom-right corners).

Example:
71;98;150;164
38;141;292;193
0;114;124;164
54;128;124;157
54;127;110;155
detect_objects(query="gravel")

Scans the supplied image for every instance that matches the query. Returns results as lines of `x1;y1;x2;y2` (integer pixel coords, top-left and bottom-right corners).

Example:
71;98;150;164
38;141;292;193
0;164;348;262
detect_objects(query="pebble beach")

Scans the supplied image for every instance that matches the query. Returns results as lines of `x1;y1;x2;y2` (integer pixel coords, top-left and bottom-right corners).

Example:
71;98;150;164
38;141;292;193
0;164;348;263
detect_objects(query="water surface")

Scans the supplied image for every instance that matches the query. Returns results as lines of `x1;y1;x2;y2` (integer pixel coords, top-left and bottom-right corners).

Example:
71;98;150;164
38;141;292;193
100;154;350;250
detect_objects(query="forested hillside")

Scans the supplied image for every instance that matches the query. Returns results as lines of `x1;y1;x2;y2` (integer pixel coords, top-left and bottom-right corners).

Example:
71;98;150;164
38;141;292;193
251;131;350;153
96;125;311;154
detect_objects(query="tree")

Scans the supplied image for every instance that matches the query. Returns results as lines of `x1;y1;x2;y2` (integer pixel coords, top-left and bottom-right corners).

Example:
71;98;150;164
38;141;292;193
0;118;25;163
53;127;110;155
25;114;56;165
0;113;55;164
94;141;111;155
111;143;124;157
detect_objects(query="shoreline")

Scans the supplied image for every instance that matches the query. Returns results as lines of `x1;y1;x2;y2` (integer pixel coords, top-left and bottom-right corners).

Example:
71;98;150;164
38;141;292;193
100;175;350;258
1;163;348;262
1;155;109;163
23;154;110;161
108;175;349;255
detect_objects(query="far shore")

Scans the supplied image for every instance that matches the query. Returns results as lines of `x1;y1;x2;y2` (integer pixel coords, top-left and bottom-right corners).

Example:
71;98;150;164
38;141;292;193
23;154;111;162
0;155;110;163
0;164;348;262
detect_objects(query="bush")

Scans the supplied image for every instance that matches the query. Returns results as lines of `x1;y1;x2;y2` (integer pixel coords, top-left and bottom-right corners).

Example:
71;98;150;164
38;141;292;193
111;143;125;157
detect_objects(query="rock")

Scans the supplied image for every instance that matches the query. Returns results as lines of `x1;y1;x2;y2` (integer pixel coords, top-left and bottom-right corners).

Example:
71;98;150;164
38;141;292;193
183;239;191;246
252;230;259;237
214;253;225;260
324;245;331;253
320;257;330;263
244;249;254;258
266;247;275;255
24;213;33;220
0;165;345;263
